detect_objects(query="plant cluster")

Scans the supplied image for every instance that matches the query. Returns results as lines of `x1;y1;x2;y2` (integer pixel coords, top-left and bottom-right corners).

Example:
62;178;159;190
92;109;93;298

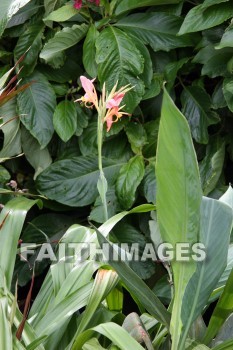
0;0;233;349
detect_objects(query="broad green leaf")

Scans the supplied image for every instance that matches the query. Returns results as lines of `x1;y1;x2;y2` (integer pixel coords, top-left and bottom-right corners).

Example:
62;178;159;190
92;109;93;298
114;0;181;15
14;23;45;76
73;322;146;350
204;271;233;344
156;87;202;350
44;4;79;22
125;123;147;154
6;0;39;28
21;127;52;179
44;0;64;16
82;338;106;350
40;23;88;65
193;45;233;78
0;165;10;183
142;120;160;158
178;2;233;34
36;156;125;206
199;136;225;195
95;26;145;112
17;71;56;148
216;27;233;49
53;100;77;142
0;197;42;288
116;13;195;52
0;99;21;161
116;155;145;209
179;196;233;348
223;78;233;112
181;86;219;144
95;228;170;327
83;24;99;78
0;0;31;37
76;103;89;136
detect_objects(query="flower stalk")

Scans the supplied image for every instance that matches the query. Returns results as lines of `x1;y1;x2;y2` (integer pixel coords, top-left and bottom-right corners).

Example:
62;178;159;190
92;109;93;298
75;76;132;221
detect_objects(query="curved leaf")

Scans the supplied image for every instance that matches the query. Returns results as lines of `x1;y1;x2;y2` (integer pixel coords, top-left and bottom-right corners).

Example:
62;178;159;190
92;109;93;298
36;156;125;206
114;0;181;16
40;23;88;65
17;71;56;148
95;26;145;112
156;87;202;349
116;13;195;52
53;100;77;142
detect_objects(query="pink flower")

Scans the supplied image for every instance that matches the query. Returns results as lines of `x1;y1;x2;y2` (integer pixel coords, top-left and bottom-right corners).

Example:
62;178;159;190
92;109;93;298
104;106;131;132
106;92;125;108
75;76;98;109
74;0;82;9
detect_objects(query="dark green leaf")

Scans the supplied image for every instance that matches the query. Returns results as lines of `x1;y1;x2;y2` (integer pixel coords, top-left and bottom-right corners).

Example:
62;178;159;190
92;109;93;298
78;121;97;156
140;163;156;204
116;155;145;209
216;27;233;49
179;1;233;34
125;123;147;154
95;26;145;113
114;0;181;16
199;136;225;195
142;120;160;158
53;100;77;142
17;71;56;148
83;24;99;78
36;156;125;206
181;86;219;144
116;13;195;52
40;23;88;65
223;77;233;112
14;23;45;76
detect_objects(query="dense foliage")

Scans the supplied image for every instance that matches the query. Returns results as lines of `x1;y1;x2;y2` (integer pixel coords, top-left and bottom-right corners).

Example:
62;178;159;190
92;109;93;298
0;0;233;349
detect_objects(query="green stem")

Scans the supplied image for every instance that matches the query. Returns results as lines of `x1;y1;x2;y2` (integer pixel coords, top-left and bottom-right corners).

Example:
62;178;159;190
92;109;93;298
97;111;108;222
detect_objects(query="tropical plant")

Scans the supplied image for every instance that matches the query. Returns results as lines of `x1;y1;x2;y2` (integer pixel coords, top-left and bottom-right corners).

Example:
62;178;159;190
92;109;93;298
0;0;233;349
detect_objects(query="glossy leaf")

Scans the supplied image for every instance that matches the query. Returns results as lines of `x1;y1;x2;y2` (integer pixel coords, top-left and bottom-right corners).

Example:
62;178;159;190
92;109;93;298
40;24;88;65
0;0;31;37
96;26;145;112
36;156;125;206
53;100;77;142
116;13;195;52
116;155;145;209
17;72;56;148
179;2;233;34
83;24;99;78
114;0;181;15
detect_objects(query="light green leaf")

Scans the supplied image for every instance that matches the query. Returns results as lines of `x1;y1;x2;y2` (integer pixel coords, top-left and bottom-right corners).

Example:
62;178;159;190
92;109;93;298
179;2;233;34
53;100;77;142
156;87;202;349
114;0;181;16
0;99;21;161
44;4;79;22
83;24;99;78
95;228;170;327
180;196;233;348
73;322;146;350
40;23;88;65
21;126;52;179
116;13;195;52
36;156;125;206
17;72;56;148
0;0;31;37
0;197;42;288
116;155;145;209
95;26;145;112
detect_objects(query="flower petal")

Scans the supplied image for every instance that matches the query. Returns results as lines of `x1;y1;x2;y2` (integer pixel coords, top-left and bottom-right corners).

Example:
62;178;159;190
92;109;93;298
80;76;95;94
